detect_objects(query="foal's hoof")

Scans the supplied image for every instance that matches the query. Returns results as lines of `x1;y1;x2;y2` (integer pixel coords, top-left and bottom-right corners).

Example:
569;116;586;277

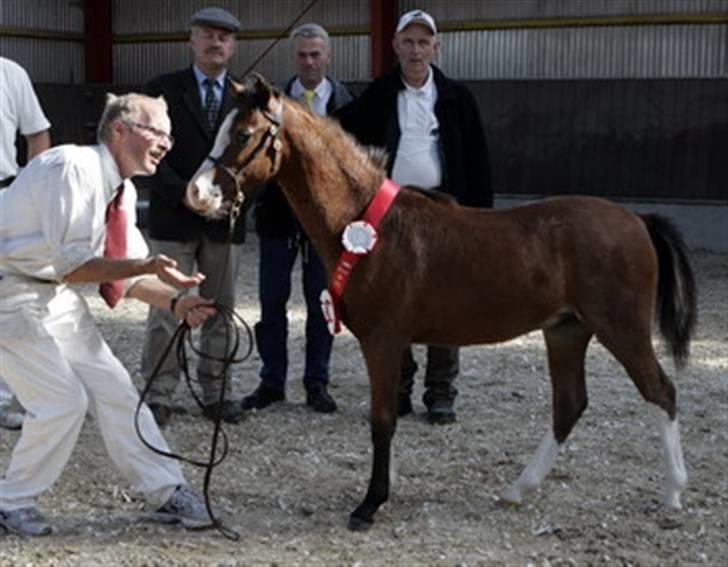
348;514;373;532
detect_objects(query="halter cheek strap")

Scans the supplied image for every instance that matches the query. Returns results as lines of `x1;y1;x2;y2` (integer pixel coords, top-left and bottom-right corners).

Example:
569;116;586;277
206;100;285;231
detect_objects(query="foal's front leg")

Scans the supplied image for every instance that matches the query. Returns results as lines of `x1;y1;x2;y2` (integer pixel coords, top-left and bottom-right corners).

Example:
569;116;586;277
348;338;404;531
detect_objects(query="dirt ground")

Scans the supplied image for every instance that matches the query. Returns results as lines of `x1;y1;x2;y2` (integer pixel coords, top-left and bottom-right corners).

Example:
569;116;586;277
1;240;726;566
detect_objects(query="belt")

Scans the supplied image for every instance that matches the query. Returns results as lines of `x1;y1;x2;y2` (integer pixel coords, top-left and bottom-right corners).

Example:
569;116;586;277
0;176;16;189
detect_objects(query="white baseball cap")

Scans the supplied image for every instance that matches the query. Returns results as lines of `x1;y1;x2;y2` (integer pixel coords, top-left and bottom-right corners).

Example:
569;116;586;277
395;9;438;35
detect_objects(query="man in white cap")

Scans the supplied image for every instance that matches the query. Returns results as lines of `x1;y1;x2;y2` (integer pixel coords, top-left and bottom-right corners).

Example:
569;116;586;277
338;9;492;425
139;6;245;427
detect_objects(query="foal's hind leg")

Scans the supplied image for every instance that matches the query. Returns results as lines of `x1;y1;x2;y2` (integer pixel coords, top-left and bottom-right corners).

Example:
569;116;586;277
501;317;592;505
597;331;687;509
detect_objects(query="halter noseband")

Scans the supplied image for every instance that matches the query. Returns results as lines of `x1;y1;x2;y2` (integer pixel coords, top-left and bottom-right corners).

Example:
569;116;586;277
206;101;284;231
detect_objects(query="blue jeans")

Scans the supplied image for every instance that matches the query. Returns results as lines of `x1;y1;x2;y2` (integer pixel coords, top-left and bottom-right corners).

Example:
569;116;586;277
256;236;333;390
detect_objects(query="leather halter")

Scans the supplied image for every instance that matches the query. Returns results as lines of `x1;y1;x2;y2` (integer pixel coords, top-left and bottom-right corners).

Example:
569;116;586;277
206;101;284;229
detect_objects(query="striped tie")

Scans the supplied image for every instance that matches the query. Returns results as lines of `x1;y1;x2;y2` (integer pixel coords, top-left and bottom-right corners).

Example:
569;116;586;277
203;78;220;131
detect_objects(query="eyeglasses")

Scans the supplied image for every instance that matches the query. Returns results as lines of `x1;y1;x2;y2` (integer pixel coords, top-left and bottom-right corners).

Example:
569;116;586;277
125;121;175;148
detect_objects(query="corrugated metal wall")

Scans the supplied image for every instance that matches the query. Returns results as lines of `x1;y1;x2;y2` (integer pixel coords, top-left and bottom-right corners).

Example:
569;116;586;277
113;0;369;84
0;0;84;82
2;1;726;202
2;0;726;82
400;0;728;19
440;25;727;79
113;35;368;85
402;0;728;79
113;0;367;33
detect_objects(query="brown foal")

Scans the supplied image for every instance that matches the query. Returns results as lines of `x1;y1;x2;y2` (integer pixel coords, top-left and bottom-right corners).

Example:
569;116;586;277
185;75;697;530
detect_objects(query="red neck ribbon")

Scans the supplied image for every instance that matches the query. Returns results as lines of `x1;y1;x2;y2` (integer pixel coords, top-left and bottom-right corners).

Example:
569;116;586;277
326;178;400;334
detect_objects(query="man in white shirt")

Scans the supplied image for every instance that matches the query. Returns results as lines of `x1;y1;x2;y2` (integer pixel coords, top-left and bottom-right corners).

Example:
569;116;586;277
0;57;51;186
0;93;216;536
0;56;52;430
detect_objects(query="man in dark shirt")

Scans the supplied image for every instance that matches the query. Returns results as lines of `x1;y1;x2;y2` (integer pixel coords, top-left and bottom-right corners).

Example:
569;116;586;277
139;7;246;427
241;23;353;414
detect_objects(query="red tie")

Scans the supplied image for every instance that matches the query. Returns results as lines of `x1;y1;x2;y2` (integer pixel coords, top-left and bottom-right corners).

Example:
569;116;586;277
99;184;127;308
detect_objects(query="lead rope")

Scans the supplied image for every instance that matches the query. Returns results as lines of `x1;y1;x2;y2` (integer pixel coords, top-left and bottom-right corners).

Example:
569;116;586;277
134;197;254;541
134;0;316;539
135;301;253;540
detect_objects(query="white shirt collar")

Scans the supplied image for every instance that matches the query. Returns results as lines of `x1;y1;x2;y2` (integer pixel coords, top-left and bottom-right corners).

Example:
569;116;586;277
401;66;435;97
98;143;125;202
290;77;331;100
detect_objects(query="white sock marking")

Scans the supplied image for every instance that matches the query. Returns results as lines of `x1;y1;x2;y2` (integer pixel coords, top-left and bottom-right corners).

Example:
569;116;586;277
501;430;560;504
649;404;687;509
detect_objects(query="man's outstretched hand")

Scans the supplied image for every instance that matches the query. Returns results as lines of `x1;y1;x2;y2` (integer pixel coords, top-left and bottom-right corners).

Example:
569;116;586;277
147;254;206;288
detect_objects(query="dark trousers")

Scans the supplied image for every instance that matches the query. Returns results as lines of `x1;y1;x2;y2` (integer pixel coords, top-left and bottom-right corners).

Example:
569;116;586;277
255;235;333;390
400;345;459;406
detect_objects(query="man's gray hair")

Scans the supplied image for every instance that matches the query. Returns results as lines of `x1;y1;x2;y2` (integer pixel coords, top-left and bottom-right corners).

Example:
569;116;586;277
97;92;168;143
290;22;330;47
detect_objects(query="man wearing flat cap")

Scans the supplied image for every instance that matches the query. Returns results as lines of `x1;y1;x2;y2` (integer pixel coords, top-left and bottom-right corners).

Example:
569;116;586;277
138;6;245;428
337;9;492;425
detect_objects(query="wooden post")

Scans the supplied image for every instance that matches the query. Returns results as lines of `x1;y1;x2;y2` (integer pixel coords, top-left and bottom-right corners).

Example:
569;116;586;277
370;0;398;78
84;0;113;82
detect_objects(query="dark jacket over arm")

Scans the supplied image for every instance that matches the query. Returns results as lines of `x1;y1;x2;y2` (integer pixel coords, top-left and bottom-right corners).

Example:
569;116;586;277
336;65;492;208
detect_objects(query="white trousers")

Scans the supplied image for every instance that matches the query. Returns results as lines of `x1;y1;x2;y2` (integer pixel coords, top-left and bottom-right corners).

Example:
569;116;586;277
0;279;184;510
0;378;16;407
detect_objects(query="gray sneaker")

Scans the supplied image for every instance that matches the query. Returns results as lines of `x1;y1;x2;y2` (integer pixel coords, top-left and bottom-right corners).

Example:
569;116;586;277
0;409;23;430
152;485;214;529
0;507;52;536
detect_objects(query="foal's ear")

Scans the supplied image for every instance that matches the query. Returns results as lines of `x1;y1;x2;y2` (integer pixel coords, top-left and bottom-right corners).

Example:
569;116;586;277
247;72;274;109
229;79;244;95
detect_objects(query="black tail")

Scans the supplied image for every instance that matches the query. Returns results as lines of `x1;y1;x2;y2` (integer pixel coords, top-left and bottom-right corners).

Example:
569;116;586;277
641;214;697;367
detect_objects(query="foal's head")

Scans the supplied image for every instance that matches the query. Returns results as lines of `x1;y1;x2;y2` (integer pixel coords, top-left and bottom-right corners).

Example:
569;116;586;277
185;73;284;220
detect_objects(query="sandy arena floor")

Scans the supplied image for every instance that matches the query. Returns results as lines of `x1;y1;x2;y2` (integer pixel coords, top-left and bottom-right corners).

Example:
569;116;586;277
1;239;726;565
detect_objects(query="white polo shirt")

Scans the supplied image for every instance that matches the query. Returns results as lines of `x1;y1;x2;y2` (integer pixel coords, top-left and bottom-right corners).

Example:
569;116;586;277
0;57;51;180
391;67;441;190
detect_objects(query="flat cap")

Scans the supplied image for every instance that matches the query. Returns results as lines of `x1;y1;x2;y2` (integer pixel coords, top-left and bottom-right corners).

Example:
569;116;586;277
190;7;241;32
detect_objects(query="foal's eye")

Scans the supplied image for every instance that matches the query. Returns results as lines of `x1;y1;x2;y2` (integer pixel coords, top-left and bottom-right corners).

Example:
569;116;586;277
236;130;251;145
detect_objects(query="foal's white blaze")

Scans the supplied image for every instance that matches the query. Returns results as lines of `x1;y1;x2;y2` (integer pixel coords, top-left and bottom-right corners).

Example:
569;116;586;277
650;404;687;509
501;430;560;504
185;109;240;218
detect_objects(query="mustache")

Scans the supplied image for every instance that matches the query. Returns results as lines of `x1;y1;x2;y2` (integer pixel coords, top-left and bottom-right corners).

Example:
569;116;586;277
205;47;224;55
